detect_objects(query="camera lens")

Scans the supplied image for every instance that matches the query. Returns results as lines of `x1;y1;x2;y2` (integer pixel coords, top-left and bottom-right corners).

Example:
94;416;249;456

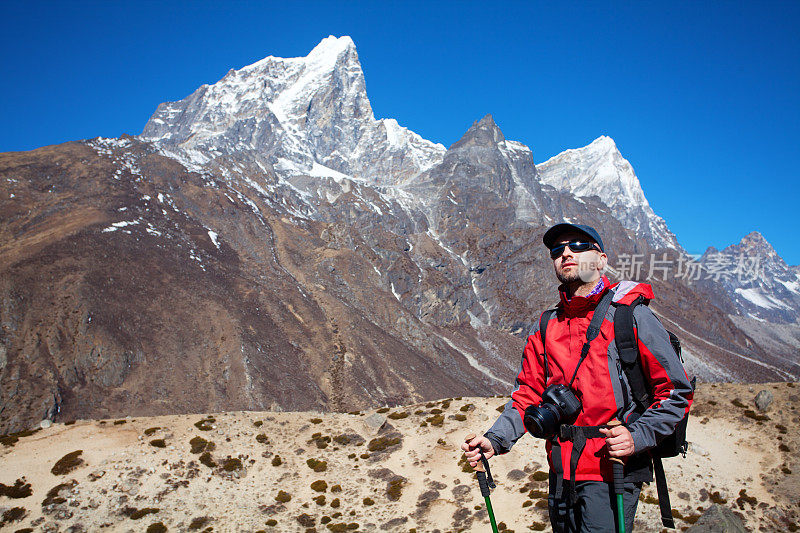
524;403;562;439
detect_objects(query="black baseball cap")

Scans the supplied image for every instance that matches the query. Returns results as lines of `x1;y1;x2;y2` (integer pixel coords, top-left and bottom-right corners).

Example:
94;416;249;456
542;223;605;252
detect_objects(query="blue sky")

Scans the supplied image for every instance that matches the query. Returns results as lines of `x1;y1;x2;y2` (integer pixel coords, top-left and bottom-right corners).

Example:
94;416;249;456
2;2;799;264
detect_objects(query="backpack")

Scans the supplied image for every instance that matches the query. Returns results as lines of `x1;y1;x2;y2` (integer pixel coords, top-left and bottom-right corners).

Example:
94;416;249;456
539;293;695;529
613;295;695;528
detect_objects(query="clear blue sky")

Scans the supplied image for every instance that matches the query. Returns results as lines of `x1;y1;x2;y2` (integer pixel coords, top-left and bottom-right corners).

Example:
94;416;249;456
2;2;799;264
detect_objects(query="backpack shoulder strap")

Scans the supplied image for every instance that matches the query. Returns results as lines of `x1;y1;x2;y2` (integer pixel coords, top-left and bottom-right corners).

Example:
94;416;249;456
539;308;557;383
613;296;651;410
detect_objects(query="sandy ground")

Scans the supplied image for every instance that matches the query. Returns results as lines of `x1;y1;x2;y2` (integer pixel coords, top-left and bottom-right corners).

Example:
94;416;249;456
1;382;798;532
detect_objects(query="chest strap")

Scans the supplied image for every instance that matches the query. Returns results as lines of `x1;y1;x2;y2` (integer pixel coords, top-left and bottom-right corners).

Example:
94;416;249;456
551;424;609;503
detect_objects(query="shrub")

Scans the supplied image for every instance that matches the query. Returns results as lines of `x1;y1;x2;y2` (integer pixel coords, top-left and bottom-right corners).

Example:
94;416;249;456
222;457;243;472
297;513;315;527
531;471;548;482
0;478;32;499
190;436;208;454
144;427;161;436
121;506;160;520
199;452;216;468
311;480;328;492
736;489;758;509
194;418;215;431
0;507;27;527
367;436;401;452
387;479;404;501
307;458;328;472
42;480;77;506
276;490;291;503
426;414;444;427
188;516;212;530
709;491;727;504
150;439;167;448
51;450;84;475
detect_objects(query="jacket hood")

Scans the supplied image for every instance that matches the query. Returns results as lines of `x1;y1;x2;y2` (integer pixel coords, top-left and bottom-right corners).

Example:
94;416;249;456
610;280;655;305
558;276;654;315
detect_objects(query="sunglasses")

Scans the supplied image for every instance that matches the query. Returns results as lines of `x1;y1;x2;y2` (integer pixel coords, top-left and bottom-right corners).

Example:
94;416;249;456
549;241;601;259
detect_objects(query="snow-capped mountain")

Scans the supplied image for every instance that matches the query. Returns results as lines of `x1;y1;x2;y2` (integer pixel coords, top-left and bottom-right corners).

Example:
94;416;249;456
4;35;798;433
141;36;445;186
700;231;800;323
140;36;680;251
536;136;681;251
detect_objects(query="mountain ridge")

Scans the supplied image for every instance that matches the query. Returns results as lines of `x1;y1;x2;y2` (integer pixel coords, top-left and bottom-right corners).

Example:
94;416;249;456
1;36;797;435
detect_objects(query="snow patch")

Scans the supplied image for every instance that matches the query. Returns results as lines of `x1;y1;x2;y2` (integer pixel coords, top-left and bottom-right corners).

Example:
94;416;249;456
102;219;140;233
735;288;791;310
208;230;220;249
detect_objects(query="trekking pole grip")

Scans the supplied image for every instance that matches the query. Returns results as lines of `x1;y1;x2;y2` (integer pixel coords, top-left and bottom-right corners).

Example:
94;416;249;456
465;433;492;497
606;420;625;492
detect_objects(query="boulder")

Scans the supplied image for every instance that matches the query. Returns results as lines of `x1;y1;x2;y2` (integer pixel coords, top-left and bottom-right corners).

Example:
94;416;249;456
686;504;747;533
363;413;387;434
754;389;773;412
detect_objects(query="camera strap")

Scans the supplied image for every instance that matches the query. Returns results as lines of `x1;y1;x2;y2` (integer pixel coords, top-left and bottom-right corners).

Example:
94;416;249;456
548;289;615;504
567;289;615;388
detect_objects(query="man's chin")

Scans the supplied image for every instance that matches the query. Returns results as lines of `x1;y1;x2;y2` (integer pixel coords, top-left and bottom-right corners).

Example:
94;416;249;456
556;271;581;284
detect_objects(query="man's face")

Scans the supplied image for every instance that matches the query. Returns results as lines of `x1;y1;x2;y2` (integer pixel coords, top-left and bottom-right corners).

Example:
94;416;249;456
551;231;608;285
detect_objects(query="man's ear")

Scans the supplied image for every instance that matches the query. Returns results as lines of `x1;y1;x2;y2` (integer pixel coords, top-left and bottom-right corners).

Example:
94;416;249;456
598;253;608;273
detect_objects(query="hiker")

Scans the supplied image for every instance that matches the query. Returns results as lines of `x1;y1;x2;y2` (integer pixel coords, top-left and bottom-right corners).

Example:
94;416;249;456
462;223;694;532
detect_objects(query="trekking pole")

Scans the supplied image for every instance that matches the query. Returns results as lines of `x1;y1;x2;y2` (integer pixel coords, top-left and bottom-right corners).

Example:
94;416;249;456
607;420;626;533
465;433;499;533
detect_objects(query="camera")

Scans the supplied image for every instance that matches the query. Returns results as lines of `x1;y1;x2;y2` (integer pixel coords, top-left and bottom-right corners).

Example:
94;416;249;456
523;384;582;439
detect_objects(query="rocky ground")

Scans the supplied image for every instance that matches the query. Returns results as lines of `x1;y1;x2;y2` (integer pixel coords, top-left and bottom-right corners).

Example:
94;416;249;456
1;382;798;532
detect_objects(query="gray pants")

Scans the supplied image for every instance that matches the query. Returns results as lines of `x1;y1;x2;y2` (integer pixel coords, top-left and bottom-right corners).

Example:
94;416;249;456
548;473;641;532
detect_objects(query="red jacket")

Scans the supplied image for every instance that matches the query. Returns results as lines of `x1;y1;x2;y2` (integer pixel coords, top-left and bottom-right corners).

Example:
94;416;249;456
485;276;694;482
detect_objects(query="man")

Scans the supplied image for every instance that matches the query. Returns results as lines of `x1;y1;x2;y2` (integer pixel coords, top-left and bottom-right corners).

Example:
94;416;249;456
461;222;693;532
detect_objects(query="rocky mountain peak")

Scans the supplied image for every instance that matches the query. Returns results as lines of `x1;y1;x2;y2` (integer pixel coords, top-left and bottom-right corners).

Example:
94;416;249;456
738;231;771;249
450;114;506;150
587;134;618;152
535;135;680;250
536;135;647;208
700;231;799;323
724;231;783;264
139;35;444;184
